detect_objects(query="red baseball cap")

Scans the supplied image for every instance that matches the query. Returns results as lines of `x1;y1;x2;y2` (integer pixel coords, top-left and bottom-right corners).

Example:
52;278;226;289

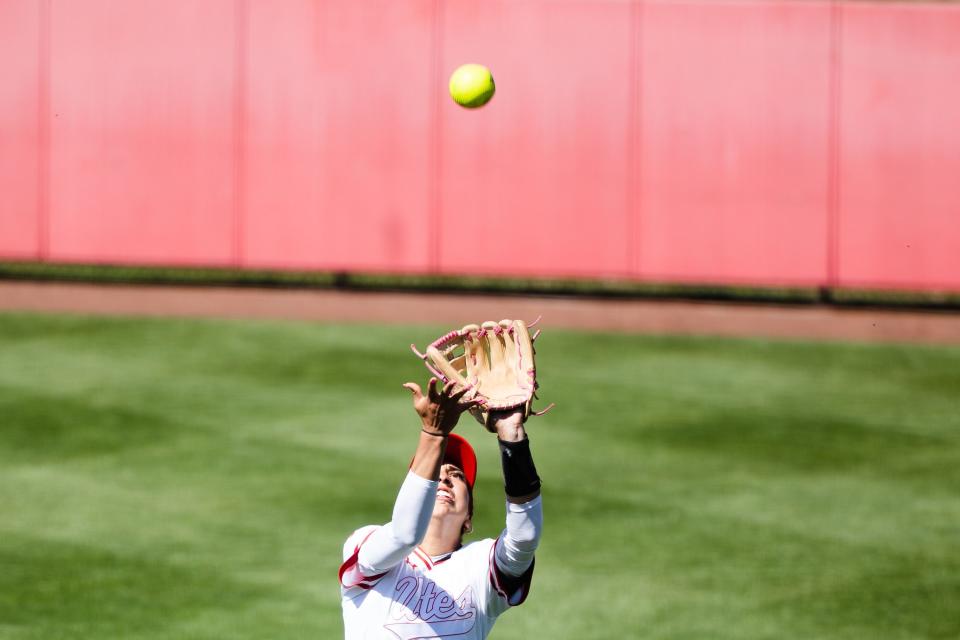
443;433;477;489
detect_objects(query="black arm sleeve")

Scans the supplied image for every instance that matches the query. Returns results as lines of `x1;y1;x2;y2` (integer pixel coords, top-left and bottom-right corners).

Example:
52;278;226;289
498;437;541;498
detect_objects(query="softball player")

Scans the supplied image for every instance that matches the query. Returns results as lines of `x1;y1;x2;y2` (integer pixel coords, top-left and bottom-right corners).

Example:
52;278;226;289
339;378;543;639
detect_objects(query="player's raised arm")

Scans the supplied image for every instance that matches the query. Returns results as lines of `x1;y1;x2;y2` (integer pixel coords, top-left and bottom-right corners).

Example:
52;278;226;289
341;379;479;584
405;379;479;481
491;409;543;589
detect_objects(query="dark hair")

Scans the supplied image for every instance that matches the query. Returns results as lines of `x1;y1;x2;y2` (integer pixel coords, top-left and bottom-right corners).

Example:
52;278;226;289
461;481;474;537
467;481;474;518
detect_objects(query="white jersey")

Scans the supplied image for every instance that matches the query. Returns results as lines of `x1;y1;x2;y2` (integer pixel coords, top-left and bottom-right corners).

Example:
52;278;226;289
339;525;533;640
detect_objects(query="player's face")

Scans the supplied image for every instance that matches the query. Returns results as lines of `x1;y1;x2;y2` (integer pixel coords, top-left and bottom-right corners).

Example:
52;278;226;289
435;463;471;522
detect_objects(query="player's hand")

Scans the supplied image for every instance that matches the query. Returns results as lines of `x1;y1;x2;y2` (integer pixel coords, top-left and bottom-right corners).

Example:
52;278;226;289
490;408;526;442
402;378;482;436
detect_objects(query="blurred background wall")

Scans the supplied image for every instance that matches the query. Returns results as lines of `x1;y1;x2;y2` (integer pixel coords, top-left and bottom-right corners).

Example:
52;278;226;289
1;0;958;292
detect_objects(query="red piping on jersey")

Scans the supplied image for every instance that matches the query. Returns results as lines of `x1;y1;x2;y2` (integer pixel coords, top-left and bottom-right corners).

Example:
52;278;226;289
412;546;434;570
339;528;388;589
488;537;509;600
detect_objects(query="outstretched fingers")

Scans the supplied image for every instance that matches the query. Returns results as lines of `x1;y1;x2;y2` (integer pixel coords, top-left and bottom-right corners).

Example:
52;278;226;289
446;383;473;406
442;380;478;401
448;382;472;401
406;377;484;433
402;381;423;400
427;377;441;403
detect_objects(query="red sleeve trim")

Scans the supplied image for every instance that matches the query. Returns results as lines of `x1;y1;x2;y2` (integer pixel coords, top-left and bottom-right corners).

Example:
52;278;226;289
488;536;535;607
338;528;389;589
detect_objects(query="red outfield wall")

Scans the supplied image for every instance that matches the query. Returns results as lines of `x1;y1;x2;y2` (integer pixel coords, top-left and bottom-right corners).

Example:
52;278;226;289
1;0;958;291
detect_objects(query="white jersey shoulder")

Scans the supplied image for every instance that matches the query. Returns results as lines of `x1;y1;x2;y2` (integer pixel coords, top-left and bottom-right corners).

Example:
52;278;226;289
342;525;380;563
339;528;519;640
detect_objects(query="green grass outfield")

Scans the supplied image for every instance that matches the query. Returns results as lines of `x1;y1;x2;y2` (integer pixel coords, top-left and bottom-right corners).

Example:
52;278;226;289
0;312;958;640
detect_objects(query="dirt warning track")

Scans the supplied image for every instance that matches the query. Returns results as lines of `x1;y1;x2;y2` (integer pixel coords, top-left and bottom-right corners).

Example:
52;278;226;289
1;281;959;345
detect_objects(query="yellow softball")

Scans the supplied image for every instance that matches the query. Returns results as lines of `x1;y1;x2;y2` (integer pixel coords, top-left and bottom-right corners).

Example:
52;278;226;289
448;63;496;109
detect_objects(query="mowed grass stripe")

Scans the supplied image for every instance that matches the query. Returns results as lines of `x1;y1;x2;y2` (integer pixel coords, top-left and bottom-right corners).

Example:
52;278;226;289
0;313;957;639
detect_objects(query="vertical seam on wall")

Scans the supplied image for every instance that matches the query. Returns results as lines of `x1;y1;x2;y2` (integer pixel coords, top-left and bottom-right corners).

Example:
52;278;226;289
827;0;843;290
38;0;51;261
628;0;643;279
233;0;248;268
428;0;443;273
313;0;326;267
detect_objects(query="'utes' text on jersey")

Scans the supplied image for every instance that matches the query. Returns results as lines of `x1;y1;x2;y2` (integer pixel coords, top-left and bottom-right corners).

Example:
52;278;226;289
340;525;533;640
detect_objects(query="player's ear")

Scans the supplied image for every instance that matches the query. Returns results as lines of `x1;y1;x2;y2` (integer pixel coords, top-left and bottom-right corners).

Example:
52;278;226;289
461;518;473;536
